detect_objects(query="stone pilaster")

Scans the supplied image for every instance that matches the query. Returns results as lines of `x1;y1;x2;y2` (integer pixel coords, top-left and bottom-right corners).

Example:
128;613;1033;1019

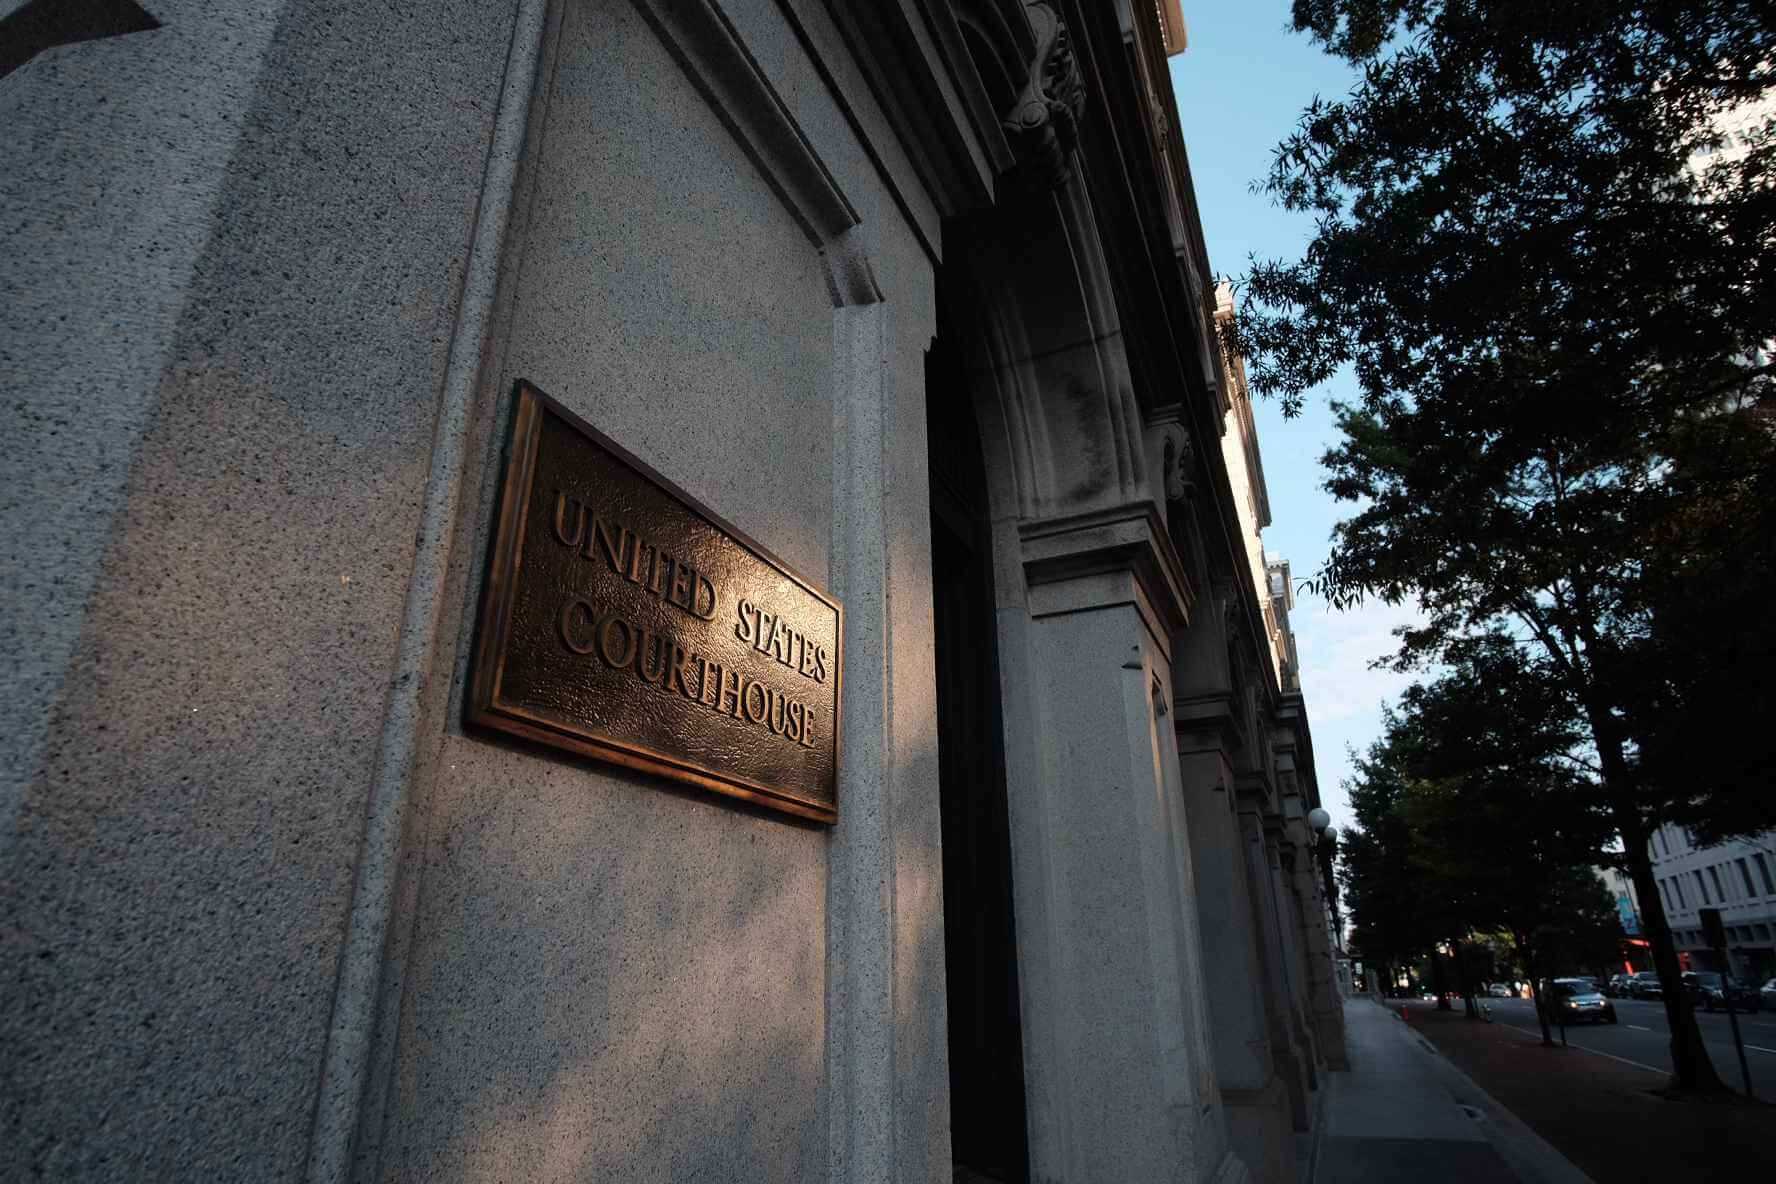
1265;824;1322;1088
1281;821;1350;1071
995;503;1235;1182
1234;803;1311;1131
1173;584;1300;1180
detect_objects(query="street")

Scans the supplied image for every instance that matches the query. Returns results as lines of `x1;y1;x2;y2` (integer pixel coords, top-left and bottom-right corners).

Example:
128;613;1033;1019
1476;995;1776;1097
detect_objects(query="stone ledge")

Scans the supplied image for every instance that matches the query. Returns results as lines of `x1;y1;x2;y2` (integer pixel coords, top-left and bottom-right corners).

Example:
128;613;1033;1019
1018;501;1193;655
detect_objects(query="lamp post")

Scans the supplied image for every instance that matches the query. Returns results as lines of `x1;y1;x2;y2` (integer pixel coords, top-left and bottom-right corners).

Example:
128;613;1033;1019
1307;808;1348;994
1306;809;1340;931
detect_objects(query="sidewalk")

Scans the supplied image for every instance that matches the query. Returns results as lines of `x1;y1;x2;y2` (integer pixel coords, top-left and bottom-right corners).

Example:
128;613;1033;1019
1310;998;1593;1184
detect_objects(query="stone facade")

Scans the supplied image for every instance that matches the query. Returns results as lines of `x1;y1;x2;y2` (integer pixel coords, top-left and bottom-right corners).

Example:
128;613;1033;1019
1;2;1343;1181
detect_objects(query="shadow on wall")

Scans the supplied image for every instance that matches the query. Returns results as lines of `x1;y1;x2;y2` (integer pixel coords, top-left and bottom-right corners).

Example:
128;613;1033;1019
371;728;947;1183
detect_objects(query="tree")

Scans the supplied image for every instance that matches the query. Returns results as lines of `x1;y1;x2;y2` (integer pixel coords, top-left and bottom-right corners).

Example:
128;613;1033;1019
1339;733;1441;994
1385;637;1614;1038
1619;406;1776;845
1239;0;1776;1092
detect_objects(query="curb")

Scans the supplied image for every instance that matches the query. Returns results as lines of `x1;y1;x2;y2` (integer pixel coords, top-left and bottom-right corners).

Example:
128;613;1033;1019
1301;1058;1332;1184
1394;1006;1597;1184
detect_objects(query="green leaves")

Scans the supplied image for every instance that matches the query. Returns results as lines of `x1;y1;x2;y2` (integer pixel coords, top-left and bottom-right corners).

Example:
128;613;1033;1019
1242;1;1776;836
1259;3;1773;1086
1340;637;1611;968
1248;2;1776;449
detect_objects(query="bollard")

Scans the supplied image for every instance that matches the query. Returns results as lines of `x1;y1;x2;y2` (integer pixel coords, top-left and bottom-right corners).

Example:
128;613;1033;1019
1400;1005;1408;1021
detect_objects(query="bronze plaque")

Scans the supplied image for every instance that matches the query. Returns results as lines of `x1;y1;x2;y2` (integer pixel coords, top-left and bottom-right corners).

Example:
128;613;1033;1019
469;381;841;823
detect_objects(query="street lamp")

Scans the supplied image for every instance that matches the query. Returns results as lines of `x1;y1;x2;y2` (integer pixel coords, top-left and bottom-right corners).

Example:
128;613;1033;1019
1306;808;1345;972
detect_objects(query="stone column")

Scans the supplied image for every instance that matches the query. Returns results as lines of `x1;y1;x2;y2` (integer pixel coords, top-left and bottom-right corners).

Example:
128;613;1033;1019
1274;700;1349;1072
995;507;1231;1183
1267;827;1323;1081
1239;806;1312;1129
1174;589;1298;1181
1283;822;1350;1070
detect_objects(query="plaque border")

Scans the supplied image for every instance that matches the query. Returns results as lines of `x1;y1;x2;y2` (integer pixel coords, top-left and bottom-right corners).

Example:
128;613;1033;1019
467;380;842;825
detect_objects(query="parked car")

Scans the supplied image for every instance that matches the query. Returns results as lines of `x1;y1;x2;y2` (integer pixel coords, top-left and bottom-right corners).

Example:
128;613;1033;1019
1605;973;1635;998
1486;983;1514;998
1681;971;1762;1013
1762;979;1776;1011
1551;978;1618;1024
1629;970;1667;999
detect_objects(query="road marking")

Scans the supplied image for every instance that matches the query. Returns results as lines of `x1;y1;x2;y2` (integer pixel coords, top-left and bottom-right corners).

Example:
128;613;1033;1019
1497;1023;1666;1074
1626;1024;1652;1030
1565;1044;1668;1074
1745;1045;1776;1055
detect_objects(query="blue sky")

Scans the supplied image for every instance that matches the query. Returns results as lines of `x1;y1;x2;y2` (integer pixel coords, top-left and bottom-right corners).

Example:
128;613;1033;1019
1167;6;1423;831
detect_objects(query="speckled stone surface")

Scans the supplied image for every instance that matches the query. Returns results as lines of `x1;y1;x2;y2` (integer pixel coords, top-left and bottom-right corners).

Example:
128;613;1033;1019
0;1;516;1178
1005;597;1218;1181
0;0;285;874
373;2;840;1180
4;0;966;1178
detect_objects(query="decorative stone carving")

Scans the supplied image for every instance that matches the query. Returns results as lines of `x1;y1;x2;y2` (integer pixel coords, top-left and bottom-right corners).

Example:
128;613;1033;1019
1161;422;1195;503
1003;1;1086;188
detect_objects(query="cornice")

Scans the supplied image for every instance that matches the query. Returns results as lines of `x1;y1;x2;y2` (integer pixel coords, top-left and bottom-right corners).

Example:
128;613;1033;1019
821;0;1005;218
1018;500;1194;655
1174;691;1243;756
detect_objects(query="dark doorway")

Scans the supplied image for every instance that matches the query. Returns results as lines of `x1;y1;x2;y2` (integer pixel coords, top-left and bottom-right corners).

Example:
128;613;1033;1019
927;325;1029;1184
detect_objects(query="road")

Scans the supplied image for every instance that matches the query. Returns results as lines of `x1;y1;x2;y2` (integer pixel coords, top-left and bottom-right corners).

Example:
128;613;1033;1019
1476;994;1776;1096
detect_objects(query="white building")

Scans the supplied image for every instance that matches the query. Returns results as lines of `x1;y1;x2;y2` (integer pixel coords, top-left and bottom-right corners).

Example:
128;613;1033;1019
1646;824;1776;981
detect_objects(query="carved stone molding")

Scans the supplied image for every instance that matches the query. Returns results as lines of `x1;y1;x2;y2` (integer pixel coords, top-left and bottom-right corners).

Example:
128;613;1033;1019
1019;501;1195;654
1143;408;1200;558
631;0;880;306
1155;421;1195;503
1002;0;1085;188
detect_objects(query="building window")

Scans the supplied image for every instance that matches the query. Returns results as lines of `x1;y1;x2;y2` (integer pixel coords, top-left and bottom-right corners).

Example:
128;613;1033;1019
1756;853;1775;896
1709;865;1726;901
1672;877;1687;908
1738;859;1756;898
1695;871;1711;904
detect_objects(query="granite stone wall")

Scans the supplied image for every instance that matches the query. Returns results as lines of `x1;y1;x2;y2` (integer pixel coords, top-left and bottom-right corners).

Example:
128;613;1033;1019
0;1;520;1178
362;1;945;1181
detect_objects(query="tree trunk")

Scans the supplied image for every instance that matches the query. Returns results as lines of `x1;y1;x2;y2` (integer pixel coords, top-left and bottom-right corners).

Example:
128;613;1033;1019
1452;936;1479;1018
1617;813;1726;1092
1588;709;1727;1092
1533;585;1727;1086
1514;929;1555;1045
1429;946;1453;1010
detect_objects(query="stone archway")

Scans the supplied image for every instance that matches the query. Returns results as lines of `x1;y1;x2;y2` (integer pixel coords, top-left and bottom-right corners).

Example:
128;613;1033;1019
930;160;1239;1180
